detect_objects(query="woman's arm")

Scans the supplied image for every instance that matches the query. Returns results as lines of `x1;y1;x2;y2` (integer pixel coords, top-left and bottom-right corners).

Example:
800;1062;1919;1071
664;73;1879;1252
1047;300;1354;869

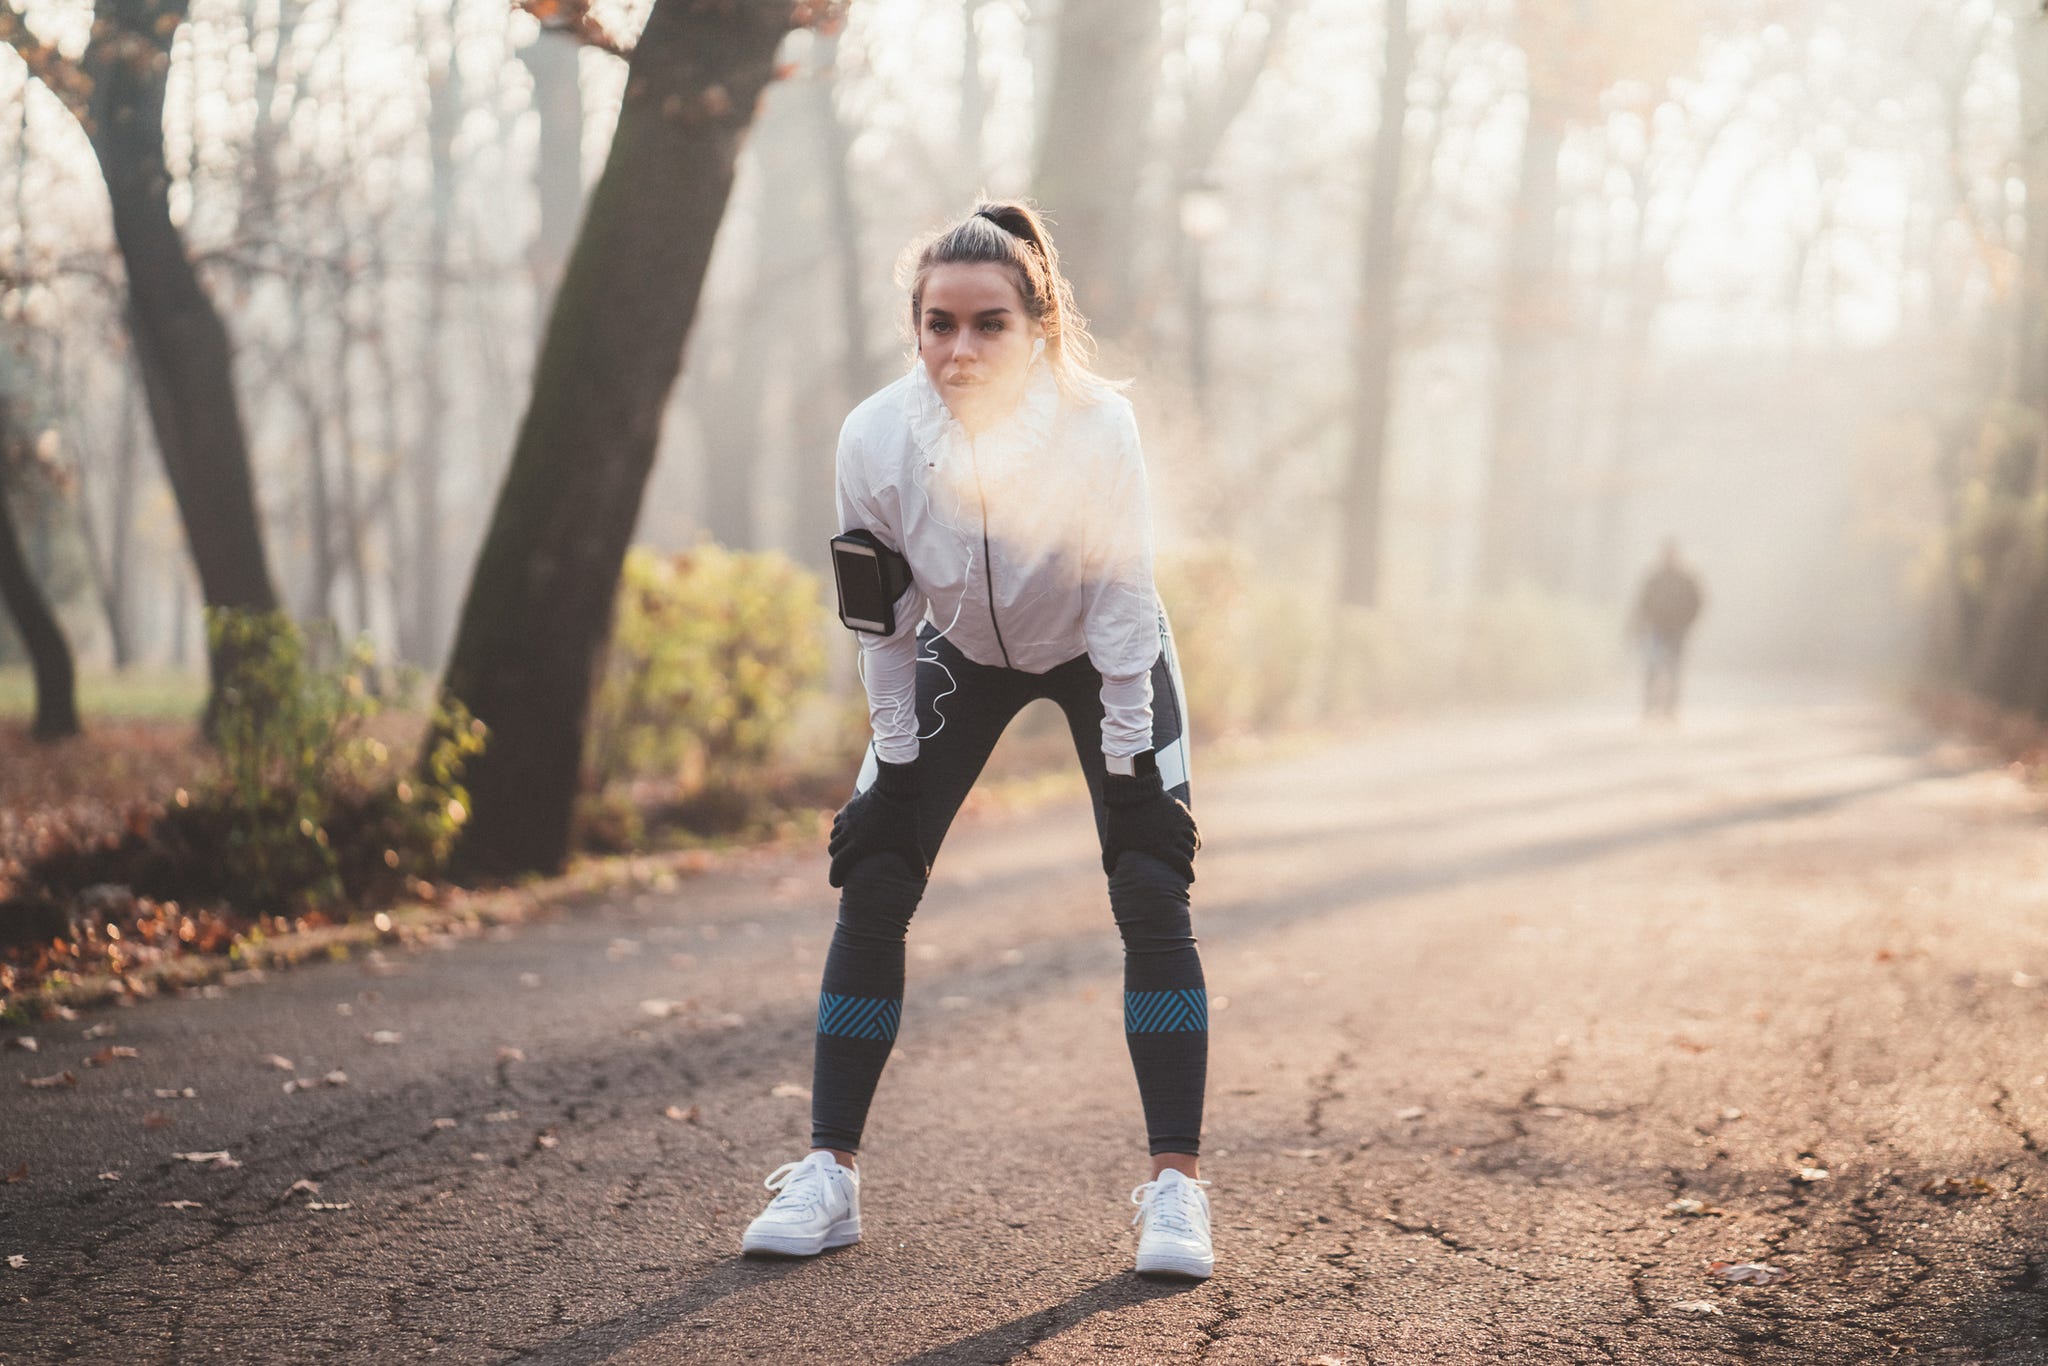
1083;403;1161;761
836;422;927;763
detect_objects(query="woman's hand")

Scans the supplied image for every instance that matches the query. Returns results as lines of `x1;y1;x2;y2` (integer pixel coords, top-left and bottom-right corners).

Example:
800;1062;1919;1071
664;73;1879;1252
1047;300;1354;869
1102;770;1200;884
827;759;929;887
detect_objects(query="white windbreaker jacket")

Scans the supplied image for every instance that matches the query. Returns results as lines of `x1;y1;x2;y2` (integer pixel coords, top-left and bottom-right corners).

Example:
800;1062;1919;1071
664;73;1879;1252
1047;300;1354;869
835;359;1162;764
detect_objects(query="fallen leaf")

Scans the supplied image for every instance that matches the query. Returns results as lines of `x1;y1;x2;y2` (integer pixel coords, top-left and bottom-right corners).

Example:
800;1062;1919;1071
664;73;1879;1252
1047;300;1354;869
1709;1261;1788;1285
82;1023;116;1040
159;1200;203;1210
263;1054;295;1072
142;1111;174;1130
1674;1300;1722;1316
534;1130;559;1150
49;1006;77;1021
286;1178;322;1197
6;1254;25;1269
4;1037;37;1053
335;1003;354;1016
1923;1175;1994;1198
173;1150;240;1170
1667;1198;1722;1217
85;1045;139;1067
324;1070;348;1086
153;1087;197;1100
469;1152;489;1162
23;1070;77;1089
484;1109;519;1123
1394;1106;1427;1121
665;1105;700;1123
368;1030;402;1046
97;1171;121;1181
1796;1167;1830;1183
3;1162;26;1183
639;999;685;1019
1280;1148;1327;1160
305;1201;353;1212
431;1118;458;1130
770;1083;810;1100
496;1046;526;1063
1720;1107;1745;1122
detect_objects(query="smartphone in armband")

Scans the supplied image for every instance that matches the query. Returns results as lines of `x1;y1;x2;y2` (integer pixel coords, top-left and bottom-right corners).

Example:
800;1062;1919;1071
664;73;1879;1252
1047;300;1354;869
830;530;915;635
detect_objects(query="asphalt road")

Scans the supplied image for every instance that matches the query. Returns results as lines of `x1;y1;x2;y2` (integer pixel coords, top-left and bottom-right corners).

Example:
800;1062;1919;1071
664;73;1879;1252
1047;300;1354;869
6;683;2048;1363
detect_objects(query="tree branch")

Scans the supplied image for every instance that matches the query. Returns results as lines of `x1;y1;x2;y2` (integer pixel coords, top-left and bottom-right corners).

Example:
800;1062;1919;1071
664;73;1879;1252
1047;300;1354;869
0;1;93;127
513;0;631;59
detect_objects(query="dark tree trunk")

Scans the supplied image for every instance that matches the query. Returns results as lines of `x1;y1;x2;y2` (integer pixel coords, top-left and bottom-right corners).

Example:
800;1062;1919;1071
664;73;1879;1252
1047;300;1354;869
81;0;280;699
0;418;80;741
1335;0;1411;610
437;0;797;877
1032;0;1162;347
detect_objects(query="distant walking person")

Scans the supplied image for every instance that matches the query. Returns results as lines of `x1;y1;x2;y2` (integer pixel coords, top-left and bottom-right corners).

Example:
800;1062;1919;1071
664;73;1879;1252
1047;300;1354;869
1630;540;1704;721
739;202;1212;1279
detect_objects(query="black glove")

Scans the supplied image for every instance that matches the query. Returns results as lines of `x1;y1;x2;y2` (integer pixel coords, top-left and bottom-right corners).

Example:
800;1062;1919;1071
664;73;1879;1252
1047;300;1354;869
1102;768;1200;883
827;759;928;887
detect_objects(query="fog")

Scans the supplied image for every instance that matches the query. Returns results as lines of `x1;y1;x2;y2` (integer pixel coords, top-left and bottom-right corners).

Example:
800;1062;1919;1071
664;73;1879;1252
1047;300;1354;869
0;0;2036;701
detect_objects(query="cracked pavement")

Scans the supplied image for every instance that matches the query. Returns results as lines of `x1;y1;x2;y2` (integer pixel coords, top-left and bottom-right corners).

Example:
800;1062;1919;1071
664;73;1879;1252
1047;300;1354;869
6;682;2048;1363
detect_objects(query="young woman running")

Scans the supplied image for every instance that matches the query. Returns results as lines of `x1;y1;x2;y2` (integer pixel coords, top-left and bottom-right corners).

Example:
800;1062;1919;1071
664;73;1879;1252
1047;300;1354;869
741;202;1211;1279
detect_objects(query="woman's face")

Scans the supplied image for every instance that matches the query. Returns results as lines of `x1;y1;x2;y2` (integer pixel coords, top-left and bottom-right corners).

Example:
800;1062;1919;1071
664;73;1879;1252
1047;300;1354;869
916;262;1043;434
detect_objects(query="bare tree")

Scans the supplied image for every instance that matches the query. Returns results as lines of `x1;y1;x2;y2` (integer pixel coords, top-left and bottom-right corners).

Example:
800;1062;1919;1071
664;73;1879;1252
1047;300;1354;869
0;393;79;740
1336;0;1414;609
1;0;281;713
439;0;827;876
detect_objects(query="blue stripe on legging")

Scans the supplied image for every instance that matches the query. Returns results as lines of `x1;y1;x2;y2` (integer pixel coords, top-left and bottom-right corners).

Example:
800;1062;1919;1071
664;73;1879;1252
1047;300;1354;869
1124;988;1207;1033
818;993;902;1041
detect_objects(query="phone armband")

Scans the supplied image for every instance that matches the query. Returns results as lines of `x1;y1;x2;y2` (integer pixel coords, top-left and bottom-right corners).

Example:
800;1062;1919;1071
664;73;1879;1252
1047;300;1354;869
830;530;915;635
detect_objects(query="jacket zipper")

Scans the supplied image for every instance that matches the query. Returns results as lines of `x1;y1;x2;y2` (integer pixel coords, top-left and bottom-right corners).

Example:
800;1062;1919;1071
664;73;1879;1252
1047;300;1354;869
971;445;1014;669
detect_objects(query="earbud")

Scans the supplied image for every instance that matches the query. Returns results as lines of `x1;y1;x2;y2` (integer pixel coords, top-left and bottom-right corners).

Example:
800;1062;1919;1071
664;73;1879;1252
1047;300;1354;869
1031;337;1046;359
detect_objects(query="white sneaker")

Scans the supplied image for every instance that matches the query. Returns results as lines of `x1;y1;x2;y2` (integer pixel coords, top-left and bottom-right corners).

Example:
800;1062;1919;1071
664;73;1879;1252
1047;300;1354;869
1130;1168;1214;1279
740;1152;862;1257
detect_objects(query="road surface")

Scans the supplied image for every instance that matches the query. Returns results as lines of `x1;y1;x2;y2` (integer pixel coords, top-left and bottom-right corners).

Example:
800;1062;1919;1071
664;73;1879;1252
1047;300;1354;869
5;683;2048;1362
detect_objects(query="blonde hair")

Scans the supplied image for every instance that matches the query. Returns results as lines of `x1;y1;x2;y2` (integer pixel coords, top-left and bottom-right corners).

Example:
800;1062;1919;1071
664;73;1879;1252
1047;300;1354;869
899;201;1123;401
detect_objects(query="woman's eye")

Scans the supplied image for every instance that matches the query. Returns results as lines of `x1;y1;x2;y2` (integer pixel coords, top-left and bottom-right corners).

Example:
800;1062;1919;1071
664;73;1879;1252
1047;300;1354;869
929;320;953;334
980;320;1005;333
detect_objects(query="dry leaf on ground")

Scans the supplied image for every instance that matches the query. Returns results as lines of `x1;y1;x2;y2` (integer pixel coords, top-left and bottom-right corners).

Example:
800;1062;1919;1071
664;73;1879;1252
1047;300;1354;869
153;1087;197;1100
263;1055;295;1072
6;1255;25;1269
172;1150;240;1170
367;1030;402;1046
665;1105;700;1123
1674;1300;1722;1316
770;1083;810;1100
1667;1198;1723;1217
4;1037;37;1052
23;1071;76;1089
85;1045;139;1067
1709;1261;1788;1285
159;1200;203;1210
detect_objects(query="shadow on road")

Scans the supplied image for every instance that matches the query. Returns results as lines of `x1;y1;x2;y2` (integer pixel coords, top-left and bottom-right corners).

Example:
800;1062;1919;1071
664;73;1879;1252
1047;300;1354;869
517;1255;809;1364
889;1273;1194;1365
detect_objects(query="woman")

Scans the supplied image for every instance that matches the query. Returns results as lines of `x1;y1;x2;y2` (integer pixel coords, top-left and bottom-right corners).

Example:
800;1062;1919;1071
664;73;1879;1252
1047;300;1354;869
741;202;1211;1279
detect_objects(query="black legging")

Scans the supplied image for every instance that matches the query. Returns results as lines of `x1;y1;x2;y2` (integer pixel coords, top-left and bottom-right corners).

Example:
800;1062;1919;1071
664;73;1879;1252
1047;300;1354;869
810;609;1207;1156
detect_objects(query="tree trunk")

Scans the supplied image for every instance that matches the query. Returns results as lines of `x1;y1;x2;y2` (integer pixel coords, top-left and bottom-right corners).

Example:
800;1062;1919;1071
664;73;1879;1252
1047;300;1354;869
521;27;587;313
437;0;797;877
0;417;80;741
1032;0;1163;347
1335;0;1411;610
81;0;280;699
1477;70;1565;593
403;4;462;667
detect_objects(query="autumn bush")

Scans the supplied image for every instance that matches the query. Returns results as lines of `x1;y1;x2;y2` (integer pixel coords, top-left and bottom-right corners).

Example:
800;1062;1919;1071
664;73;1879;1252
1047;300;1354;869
1159;543;1614;738
582;544;834;845
0;611;485;995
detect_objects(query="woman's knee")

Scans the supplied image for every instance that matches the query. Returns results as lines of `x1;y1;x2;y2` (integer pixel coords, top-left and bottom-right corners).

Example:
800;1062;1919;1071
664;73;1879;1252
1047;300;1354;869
834;855;928;943
1109;855;1195;955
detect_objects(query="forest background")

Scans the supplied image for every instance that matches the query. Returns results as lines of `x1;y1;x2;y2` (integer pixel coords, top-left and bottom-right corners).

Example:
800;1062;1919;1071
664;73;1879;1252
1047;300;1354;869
2;0;2045;999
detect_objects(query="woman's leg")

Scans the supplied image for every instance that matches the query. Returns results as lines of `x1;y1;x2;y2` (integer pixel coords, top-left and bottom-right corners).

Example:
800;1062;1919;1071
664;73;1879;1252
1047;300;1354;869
1051;606;1207;1170
809;630;1027;1155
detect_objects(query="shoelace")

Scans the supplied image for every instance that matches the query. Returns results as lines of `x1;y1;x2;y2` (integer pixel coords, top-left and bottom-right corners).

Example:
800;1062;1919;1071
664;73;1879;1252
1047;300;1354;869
762;1160;833;1216
1130;1175;1213;1237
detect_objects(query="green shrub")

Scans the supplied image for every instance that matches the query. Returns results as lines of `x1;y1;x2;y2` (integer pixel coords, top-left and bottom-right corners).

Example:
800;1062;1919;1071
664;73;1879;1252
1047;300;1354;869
204;609;484;913
588;545;830;794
